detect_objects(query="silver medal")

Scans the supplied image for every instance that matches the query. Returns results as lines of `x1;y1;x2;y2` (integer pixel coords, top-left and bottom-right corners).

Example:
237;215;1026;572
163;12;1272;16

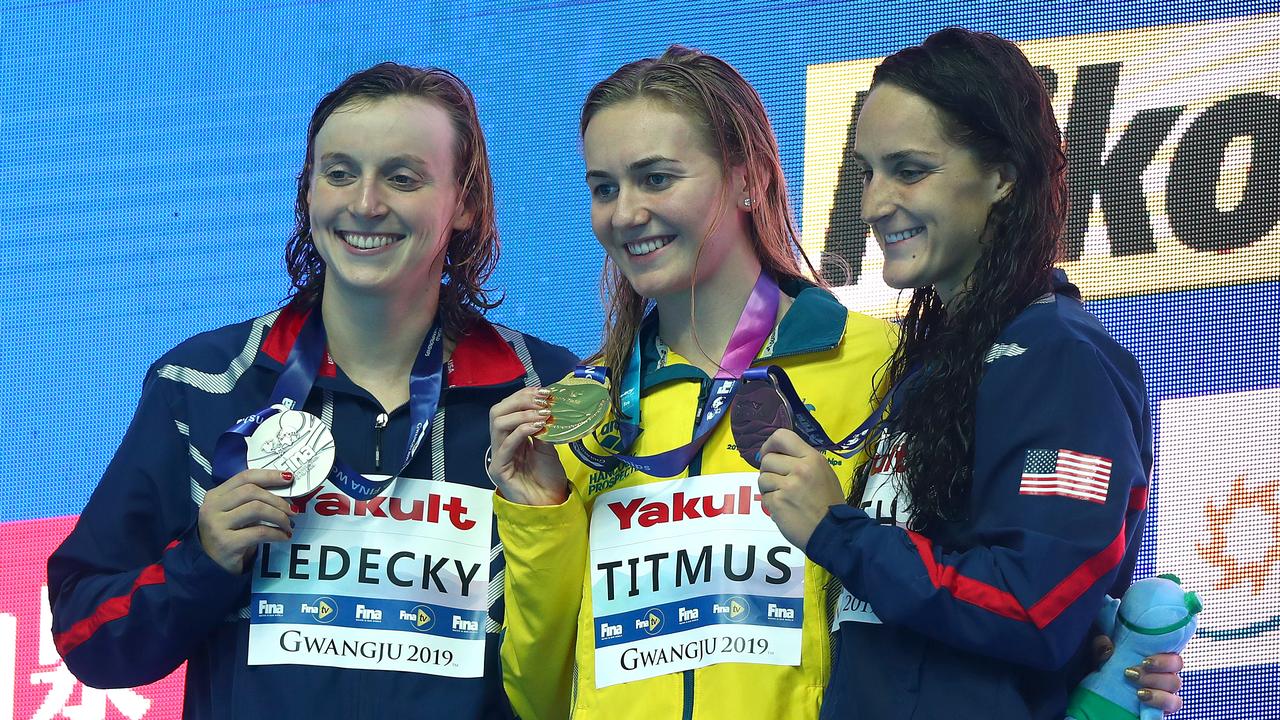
246;409;336;498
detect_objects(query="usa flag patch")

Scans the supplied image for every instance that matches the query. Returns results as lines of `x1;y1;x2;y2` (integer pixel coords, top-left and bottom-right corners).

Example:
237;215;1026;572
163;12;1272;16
1019;449;1112;504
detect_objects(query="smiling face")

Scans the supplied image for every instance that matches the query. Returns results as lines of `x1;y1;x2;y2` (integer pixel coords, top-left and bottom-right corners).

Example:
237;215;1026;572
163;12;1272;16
582;98;758;303
853;83;1013;303
308;95;471;303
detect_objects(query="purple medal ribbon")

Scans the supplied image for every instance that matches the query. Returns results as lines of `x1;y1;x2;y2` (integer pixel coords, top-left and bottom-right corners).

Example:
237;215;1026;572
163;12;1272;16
212;308;444;499
571;272;780;477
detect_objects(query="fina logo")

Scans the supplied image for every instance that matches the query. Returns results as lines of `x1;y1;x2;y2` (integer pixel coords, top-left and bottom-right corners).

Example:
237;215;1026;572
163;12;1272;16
401;604;435;632
301;597;337;624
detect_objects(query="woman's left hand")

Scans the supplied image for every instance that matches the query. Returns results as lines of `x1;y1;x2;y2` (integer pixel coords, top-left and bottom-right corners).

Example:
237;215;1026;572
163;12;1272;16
757;428;846;550
1093;637;1184;714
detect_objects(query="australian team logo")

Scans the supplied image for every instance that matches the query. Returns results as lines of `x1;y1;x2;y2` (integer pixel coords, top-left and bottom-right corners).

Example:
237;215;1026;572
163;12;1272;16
301;597;337;624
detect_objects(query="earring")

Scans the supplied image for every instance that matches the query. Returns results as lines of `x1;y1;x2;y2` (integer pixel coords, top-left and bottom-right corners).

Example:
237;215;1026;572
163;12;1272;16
742;198;753;208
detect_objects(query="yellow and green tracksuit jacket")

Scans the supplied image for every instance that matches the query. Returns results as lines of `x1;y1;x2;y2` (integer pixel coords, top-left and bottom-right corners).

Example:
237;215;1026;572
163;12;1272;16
497;281;896;720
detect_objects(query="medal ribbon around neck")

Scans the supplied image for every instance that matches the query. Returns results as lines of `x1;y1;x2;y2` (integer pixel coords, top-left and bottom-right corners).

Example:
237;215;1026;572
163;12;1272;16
730;362;922;468
212;307;445;499
566;272;780;477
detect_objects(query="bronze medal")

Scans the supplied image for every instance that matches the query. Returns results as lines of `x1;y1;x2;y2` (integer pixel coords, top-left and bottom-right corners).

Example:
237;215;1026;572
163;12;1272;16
539;376;611;444
730;377;794;468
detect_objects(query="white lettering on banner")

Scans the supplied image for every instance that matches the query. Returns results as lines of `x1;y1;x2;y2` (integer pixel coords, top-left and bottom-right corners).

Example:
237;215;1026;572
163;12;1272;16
27;587;152;720
248;477;494;678
833;435;911;629
589;473;806;687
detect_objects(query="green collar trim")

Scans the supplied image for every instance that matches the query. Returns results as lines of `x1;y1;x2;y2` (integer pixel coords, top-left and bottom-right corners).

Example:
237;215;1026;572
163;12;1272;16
637;277;848;390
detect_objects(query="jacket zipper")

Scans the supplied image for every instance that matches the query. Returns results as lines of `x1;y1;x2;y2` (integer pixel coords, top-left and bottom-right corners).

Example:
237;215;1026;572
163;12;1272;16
373;412;388;472
682;375;712;720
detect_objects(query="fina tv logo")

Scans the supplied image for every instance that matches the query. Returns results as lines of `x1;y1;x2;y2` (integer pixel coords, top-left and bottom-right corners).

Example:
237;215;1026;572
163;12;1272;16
636;608;665;636
300;597;337;624
1156;388;1280;668
401;604;435;632
713;596;750;623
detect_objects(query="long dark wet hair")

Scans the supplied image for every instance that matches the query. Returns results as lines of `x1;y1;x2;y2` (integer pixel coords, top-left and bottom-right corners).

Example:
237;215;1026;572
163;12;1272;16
857;28;1070;532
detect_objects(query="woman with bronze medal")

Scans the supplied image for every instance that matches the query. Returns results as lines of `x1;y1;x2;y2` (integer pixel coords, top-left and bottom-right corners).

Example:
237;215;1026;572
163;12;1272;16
751;30;1185;718
488;44;1184;720
48;64;575;718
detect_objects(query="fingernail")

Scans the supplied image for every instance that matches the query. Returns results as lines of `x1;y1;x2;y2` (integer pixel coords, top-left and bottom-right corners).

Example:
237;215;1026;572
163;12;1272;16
1102;646;1114;660
1137;689;1152;702
537;408;552;417
289;518;296;529
534;421;547;429
535;388;551;397
1141;656;1155;669
1124;666;1141;682
754;450;762;463
281;471;293;482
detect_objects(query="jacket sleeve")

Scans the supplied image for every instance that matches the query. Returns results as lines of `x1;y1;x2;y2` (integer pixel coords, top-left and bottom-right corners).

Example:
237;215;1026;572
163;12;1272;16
807;337;1149;670
496;487;588;720
46;369;249;688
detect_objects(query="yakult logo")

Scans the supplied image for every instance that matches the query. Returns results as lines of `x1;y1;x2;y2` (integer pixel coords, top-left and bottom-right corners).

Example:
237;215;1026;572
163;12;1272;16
607;485;769;530
293;492;476;530
802;14;1280;318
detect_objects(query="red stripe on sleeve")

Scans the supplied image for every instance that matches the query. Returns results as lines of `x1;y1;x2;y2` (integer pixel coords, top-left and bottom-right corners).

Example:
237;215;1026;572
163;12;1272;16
907;526;1126;630
1029;526;1126;628
54;558;169;657
1128;486;1148;511
906;531;1031;623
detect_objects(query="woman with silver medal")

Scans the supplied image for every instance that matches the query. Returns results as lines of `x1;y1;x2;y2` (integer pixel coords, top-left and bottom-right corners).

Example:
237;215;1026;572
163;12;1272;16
48;63;575;719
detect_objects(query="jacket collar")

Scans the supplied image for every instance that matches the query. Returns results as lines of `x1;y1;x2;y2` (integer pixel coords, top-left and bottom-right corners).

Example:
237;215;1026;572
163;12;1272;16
255;301;526;389
637;276;849;388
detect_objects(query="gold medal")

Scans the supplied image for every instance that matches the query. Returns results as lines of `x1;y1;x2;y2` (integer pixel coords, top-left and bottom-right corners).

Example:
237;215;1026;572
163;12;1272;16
539;376;610;444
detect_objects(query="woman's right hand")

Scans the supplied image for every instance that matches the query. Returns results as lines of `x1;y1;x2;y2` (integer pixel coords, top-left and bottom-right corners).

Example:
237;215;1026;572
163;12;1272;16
488;387;571;506
197;469;296;575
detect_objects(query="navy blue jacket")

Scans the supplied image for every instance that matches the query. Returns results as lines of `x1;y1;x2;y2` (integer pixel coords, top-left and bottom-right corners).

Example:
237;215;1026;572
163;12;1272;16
810;286;1151;719
47;302;576;720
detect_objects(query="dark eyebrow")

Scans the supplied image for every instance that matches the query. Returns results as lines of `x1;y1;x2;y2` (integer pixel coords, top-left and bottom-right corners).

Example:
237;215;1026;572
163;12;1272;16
382;154;428;169
884;149;942;163
628;155;678;171
317;153;429;170
586;155;682;182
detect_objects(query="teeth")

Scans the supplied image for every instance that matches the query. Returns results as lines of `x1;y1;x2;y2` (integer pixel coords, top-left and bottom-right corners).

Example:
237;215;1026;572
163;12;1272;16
341;233;401;250
884;227;924;245
626;237;674;256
